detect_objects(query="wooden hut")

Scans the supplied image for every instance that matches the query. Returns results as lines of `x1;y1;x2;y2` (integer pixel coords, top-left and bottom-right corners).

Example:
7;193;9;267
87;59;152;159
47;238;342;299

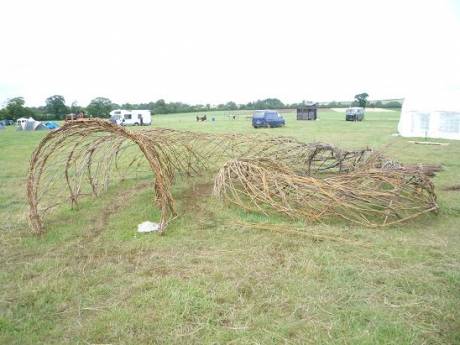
297;103;318;120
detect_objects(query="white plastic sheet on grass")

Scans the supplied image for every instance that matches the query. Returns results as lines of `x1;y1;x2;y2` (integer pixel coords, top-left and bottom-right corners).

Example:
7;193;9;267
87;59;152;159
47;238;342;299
137;221;160;233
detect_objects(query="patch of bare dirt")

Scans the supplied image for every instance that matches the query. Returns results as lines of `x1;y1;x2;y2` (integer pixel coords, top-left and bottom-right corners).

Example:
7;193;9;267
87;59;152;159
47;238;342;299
179;182;218;229
180;182;213;213
88;181;151;236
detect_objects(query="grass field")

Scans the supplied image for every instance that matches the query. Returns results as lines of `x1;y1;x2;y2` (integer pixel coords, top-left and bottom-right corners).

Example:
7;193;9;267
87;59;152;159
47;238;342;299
1;109;460;344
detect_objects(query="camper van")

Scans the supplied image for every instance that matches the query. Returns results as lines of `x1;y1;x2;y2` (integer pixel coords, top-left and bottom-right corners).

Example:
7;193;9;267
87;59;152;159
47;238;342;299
110;109;152;126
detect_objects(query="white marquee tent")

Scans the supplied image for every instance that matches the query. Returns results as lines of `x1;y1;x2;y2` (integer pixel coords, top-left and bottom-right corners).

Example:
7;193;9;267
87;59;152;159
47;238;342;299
398;90;460;140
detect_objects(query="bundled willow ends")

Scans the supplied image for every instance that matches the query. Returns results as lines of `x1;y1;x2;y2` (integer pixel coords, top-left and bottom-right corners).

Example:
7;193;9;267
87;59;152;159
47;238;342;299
213;158;438;227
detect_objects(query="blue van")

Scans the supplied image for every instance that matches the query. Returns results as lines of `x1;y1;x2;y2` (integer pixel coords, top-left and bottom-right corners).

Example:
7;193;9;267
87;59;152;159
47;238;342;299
252;110;286;128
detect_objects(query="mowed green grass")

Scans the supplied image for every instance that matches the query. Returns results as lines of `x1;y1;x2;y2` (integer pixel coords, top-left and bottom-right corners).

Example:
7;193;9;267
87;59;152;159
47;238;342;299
1;109;459;344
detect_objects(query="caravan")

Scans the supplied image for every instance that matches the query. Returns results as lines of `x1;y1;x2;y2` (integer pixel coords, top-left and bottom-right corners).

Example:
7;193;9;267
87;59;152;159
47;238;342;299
110;109;152;126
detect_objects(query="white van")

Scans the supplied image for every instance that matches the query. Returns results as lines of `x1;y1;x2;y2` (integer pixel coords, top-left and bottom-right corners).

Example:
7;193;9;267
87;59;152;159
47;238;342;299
110;109;152;126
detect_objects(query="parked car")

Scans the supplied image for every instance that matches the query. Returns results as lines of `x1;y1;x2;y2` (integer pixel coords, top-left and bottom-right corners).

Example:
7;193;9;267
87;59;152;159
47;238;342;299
345;107;365;121
252;110;285;128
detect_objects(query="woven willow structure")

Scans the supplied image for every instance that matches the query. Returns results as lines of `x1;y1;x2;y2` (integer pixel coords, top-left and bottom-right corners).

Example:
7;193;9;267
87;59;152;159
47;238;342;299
27;119;438;234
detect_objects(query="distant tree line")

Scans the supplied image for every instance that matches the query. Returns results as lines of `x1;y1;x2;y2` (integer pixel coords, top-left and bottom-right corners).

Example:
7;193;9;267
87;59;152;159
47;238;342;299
322;100;402;109
0;94;403;121
0;96;294;120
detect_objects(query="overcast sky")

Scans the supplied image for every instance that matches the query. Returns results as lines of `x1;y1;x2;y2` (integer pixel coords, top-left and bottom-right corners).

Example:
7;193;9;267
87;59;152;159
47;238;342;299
1;0;459;107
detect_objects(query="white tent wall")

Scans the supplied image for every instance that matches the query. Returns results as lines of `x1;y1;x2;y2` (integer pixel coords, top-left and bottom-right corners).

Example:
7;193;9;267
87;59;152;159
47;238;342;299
398;91;460;140
16;117;47;131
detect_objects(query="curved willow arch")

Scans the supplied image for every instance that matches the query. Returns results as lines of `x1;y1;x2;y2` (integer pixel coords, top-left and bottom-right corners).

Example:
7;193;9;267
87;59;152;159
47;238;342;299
27;120;179;234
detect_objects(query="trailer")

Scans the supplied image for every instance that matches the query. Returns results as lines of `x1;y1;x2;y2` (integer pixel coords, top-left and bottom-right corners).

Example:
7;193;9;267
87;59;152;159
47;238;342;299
110;109;152;126
297;103;318;120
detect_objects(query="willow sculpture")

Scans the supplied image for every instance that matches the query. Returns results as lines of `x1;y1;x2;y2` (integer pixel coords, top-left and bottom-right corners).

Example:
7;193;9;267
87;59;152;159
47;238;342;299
27;119;438;235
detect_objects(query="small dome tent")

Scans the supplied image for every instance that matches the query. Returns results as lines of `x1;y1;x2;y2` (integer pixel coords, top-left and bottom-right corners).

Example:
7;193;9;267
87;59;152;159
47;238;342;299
398;90;460;140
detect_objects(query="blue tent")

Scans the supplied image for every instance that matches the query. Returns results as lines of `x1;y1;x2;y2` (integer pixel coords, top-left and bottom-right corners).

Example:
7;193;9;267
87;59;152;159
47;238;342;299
44;121;60;130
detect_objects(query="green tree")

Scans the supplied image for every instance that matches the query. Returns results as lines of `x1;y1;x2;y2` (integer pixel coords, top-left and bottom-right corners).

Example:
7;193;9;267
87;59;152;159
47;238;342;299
0;107;7;120
154;99;167;114
253;98;285;109
383;101;402;109
86;97;113;117
70;101;83;114
2;97;35;120
121;103;134;110
225;101;238;110
354;93;369;108
45;95;68;118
